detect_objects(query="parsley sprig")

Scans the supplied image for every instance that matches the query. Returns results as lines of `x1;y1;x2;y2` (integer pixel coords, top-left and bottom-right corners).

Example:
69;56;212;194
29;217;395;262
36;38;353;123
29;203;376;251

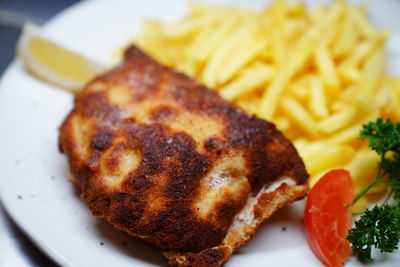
348;205;400;262
347;118;400;262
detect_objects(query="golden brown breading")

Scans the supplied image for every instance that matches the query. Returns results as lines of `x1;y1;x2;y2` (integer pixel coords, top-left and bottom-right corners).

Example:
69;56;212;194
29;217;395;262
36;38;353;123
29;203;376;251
59;45;308;266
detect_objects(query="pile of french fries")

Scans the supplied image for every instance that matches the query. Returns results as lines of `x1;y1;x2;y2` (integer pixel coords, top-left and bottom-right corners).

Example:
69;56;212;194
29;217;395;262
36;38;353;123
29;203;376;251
132;0;400;211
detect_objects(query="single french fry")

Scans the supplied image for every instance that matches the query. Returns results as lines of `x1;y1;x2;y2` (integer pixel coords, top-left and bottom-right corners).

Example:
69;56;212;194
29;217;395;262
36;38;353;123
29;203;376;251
324;107;380;146
314;46;340;93
324;123;361;146
219;63;275;100
272;27;285;67
357;48;385;107
308;77;329;118
258;70;291;120
281;95;319;138
318;106;358;134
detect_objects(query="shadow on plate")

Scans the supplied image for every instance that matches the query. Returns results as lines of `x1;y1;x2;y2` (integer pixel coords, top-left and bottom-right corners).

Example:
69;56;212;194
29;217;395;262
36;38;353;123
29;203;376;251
94;218;168;266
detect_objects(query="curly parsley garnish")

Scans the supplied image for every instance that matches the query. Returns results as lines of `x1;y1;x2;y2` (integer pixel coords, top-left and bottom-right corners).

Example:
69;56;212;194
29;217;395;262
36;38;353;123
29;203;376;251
347;118;400;262
348;205;400;262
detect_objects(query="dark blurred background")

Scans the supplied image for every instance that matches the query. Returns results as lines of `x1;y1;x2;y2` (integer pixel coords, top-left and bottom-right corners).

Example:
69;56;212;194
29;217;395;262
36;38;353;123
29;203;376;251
0;0;80;74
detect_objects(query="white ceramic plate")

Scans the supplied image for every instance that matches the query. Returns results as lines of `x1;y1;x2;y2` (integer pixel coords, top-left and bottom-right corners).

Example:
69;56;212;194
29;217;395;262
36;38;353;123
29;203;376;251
1;0;400;266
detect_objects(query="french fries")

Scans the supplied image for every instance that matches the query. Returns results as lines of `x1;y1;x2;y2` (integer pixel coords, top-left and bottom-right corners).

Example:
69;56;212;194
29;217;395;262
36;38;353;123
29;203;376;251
308;77;329;118
131;0;399;211
220;62;275;100
315;46;341;92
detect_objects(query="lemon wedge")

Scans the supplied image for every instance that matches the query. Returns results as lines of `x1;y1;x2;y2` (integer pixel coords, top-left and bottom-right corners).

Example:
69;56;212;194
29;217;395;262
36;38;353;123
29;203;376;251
17;23;107;91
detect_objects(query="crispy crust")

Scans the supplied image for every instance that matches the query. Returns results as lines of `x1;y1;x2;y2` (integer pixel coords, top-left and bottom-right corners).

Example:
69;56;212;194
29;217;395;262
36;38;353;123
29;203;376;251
164;182;308;266
59;45;308;265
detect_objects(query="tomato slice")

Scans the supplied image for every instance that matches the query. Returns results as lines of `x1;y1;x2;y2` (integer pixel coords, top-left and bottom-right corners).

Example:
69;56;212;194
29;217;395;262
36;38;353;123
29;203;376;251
305;170;354;267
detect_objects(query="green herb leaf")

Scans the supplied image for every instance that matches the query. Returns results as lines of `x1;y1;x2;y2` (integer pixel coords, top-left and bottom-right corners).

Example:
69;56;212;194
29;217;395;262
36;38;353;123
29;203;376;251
349;118;400;262
347;204;400;262
360;118;400;156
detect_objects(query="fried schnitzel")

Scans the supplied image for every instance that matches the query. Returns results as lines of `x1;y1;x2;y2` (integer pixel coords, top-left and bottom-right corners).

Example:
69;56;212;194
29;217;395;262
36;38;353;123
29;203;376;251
59;45;308;266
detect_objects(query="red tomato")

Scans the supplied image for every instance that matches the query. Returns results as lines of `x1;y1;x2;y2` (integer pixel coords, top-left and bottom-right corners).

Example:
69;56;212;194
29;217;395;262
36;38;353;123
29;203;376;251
305;170;354;267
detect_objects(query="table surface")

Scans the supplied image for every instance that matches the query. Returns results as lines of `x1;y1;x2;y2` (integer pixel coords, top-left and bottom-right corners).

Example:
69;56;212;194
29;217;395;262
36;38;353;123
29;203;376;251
0;2;79;266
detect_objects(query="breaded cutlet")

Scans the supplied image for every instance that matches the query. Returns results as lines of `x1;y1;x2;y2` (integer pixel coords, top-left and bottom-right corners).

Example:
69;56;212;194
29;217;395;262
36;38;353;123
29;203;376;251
59;45;308;266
